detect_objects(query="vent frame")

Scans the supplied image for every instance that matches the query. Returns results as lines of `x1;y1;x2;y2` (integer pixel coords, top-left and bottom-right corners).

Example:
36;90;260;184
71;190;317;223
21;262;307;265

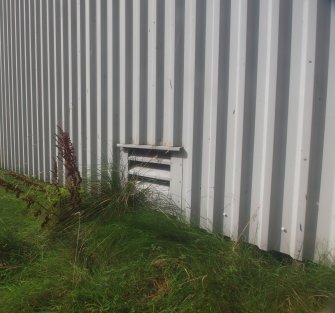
118;144;183;207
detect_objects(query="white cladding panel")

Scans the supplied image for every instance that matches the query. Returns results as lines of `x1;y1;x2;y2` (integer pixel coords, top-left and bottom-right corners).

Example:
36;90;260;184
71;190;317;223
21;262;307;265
0;0;334;261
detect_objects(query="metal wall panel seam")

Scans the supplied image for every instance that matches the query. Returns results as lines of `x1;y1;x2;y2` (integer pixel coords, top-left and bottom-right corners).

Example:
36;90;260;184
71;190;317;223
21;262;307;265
15;0;21;173
5;0;11;170
132;0;140;144
9;0;15;171
33;0;40;177
163;0;175;146
281;0;317;259
15;1;24;174
35;0;42;178
0;0;5;168
45;0;51;181
12;0;17;172
30;0;36;176
223;0;248;239
68;0;73;156
52;0;58;174
147;0;157;145
249;0;279;249
0;0;4;168
119;0;126;145
200;0;220;231
17;0;23;173
38;0;45;180
13;0;19;172
60;0;65;131
85;0;91;178
89;0;97;181
7;0;13;170
22;0;28;175
107;0;114;161
77;0;82;172
181;0;196;221
316;2;335;260
96;0;102;172
18;0;24;173
3;0;9;169
24;1;34;175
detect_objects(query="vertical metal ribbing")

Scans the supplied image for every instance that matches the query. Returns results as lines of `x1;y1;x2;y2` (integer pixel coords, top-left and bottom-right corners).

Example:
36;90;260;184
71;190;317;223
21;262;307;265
36;0;44;180
7;0;13;171
76;0;82;171
139;0;147;144
21;0;28;174
317;0;335;260
163;0;175;146
119;0;126;144
182;0;196;221
155;0;164;145
303;0;331;260
3;0;8;169
13;0;20;172
223;0;248;239
5;0;10;170
100;0;108;167
42;0;50;181
60;0;64;130
200;0;220;231
85;0;91;178
173;0;185;147
112;0;120;160
132;0;140;144
0;0;4;168
282;0;317;259
5;0;10;169
26;0;33;175
107;0;114;162
49;0;56;171
31;0;38;177
96;0;101;172
238;0;260;240
74;0;84;172
55;0;63;180
212;0;231;233
146;0;156;145
249;0;279;249
125;0;133;146
68;0;79;176
89;0;97;180
190;0;206;225
6;0;13;171
62;0;69;132
79;0;87;179
71;0;79;166
67;0;73;139
17;0;24;173
268;0;292;251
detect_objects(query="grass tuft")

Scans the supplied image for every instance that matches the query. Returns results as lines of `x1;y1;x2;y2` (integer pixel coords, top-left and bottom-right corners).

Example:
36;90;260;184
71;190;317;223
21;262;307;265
0;169;334;312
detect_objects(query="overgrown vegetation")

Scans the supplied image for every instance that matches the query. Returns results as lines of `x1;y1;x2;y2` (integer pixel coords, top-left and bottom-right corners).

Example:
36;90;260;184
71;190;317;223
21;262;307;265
0;128;334;312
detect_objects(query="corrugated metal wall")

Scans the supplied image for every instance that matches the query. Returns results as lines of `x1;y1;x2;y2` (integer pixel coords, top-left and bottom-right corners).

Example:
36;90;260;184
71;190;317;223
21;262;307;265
0;0;334;261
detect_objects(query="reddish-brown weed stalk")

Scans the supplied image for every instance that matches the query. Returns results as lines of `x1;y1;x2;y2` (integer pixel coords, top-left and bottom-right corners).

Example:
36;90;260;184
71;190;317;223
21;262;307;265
55;125;82;212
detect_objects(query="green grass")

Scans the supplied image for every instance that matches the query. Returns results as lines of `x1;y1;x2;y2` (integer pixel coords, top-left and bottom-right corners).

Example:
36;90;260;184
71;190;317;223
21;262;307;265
0;171;335;312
